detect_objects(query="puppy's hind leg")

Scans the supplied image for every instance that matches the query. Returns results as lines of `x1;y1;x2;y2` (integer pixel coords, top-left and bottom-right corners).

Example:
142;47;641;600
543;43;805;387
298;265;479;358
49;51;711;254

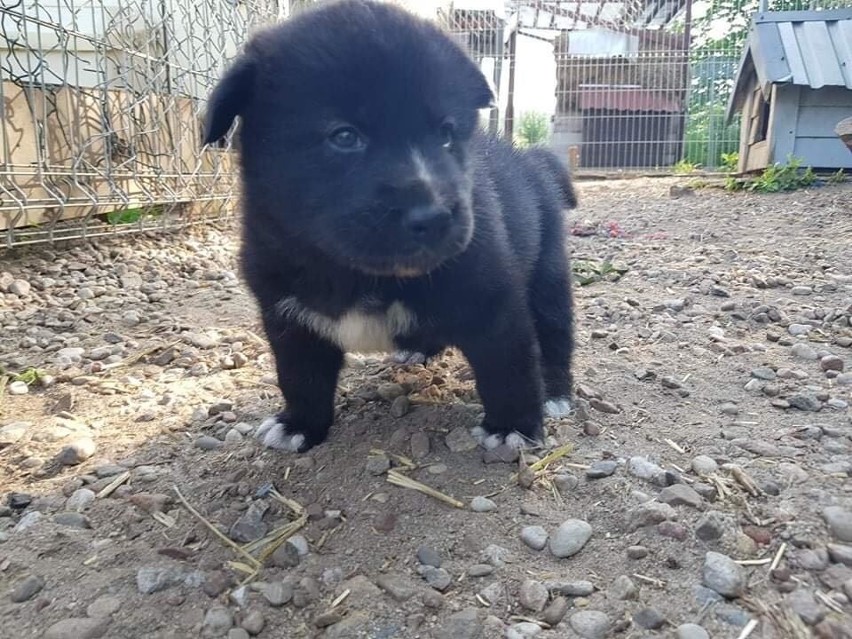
530;251;575;419
256;312;343;453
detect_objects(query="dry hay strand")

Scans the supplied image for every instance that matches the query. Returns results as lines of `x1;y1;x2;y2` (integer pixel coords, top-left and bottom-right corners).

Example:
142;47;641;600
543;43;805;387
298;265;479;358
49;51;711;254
386;469;464;509
173;485;309;583
741;596;810;639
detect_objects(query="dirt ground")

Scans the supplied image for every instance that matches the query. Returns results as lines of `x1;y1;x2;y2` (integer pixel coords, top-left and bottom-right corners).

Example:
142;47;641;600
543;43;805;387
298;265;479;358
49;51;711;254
1;177;851;639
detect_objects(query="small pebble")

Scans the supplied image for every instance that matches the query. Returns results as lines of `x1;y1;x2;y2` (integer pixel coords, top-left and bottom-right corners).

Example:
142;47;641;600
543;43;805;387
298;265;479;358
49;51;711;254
417;545;442;568
195;436;223;451
823;506;852;542
44;618;110;639
9;574;45;603
262;581;293;607
470;496;497;513
627;545;649;559
703;551;745;598
675;624;710;639
586;460;617;479
520;525;548;551
549;519;592;558
203;606;234;636
518;579;548;612
569;610;610;639
633;607;666;630
58;438;97;465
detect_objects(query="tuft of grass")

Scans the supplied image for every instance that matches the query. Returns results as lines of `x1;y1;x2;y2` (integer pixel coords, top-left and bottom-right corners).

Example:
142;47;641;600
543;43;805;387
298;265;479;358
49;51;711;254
12;367;44;385
827;168;846;184
106;205;165;226
672;159;701;175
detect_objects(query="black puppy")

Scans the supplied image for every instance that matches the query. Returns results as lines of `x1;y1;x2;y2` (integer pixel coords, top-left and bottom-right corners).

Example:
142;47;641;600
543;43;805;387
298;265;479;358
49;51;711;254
203;0;577;453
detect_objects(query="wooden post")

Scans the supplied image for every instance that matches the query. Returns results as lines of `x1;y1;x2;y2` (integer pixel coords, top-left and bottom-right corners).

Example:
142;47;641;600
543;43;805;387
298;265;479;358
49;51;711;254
837;117;852;153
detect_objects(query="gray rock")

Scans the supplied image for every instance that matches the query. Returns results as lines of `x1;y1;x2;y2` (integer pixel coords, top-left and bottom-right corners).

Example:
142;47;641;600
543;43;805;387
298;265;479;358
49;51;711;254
518;579;548;612
821;355;844;372
827;543;852;566
506;622;542;639
792;547;829;571
549;519;592;558
45;618;110;639
675;623;710;639
410;432;430;459
659;484;703;509
262;581;293;607
230;502;269;544
63;487;96;512
586;460;618;479
53;512;91;529
86;595;122;618
791;342;818;359
481;544;513;567
435;608;484;639
627;501;676;531
13;511;43;533
202;606;234;637
8;279;31;296
787;589;826;626
7;381;28;395
467;564;494;577
390;395;410;418
419;566;451;591
715;604;753;627
228;630;250;639
627;546;649;559
9;574;44;603
377;383;406;401
547;580;594;597
703;551;745;598
627;456;666;484
136;566;186;594
520;525;548;551
542;596;570;627
417;545;442;568
633;607;666;630
375;574;419;601
695;511;737;542
569;611;610;639
0;422;29;445
691;455;718;476
239;609;265;635
789;324;813;337
323;614;372;638
693;585;724;606
479;582;506;606
445;427;478;452
609;575;638;600
470;496;497;512
482;443;520;464
365;454;391;476
195;436;224;451
823;506;852;542
57;438;97;465
788;394;822;412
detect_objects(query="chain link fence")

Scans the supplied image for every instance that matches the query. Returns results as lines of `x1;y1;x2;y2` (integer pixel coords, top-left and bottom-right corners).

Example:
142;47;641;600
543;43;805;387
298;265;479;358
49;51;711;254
1;0;281;248
2;0;848;248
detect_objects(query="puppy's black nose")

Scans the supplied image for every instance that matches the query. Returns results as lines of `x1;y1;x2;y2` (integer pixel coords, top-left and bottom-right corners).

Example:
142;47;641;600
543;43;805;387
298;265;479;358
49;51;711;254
402;205;452;243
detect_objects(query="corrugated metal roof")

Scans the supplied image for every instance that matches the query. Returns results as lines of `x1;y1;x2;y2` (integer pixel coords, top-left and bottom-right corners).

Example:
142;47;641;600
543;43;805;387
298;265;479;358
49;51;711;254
726;9;852;122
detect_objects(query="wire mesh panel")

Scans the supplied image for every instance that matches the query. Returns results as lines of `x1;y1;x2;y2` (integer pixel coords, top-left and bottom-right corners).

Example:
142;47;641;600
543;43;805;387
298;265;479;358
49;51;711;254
1;0;281;248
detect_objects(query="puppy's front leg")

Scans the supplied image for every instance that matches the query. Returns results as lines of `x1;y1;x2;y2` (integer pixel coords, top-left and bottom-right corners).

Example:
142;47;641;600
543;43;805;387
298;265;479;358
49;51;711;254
255;312;343;453
457;310;545;450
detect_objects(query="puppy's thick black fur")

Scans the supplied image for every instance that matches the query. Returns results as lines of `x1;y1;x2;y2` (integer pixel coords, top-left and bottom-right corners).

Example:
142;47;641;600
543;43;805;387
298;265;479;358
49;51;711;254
204;0;577;452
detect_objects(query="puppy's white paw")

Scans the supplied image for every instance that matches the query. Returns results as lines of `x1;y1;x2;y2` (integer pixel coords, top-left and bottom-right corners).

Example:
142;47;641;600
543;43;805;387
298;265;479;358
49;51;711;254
544;397;573;419
470;426;538;451
255;416;305;452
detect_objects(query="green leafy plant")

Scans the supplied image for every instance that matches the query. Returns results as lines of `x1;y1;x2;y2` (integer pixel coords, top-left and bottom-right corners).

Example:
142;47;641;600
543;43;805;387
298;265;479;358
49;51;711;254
515;111;550;148
572;259;629;286
673;159;701;174
725;155;817;192
106;205;165;226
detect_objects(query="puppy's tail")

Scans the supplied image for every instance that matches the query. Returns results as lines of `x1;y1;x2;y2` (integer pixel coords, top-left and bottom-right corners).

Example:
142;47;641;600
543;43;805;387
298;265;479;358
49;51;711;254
525;147;578;210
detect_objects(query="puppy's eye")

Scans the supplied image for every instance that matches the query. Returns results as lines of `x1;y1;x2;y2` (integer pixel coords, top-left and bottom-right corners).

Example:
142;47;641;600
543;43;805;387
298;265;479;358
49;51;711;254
328;126;365;151
440;119;455;149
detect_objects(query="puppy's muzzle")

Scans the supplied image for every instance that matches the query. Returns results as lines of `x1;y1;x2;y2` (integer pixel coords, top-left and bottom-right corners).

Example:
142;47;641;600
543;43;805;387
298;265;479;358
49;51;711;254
401;204;453;245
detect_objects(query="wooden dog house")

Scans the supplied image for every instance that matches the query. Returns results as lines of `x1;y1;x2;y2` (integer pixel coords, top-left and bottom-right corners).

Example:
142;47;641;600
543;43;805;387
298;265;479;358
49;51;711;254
726;9;852;173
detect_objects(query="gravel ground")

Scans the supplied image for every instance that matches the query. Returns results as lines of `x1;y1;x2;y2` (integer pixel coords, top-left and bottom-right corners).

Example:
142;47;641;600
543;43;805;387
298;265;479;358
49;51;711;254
1;177;851;639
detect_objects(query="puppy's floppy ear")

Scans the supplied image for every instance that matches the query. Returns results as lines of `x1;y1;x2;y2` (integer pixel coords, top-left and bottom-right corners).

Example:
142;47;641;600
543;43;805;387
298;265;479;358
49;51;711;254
202;56;256;146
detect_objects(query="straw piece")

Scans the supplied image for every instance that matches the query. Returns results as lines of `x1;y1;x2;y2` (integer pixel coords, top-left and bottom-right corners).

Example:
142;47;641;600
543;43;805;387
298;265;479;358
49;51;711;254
97;471;131;498
387;470;464;508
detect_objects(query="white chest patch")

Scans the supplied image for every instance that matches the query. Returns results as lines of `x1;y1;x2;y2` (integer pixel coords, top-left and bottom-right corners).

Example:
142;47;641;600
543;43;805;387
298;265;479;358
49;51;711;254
275;296;417;353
